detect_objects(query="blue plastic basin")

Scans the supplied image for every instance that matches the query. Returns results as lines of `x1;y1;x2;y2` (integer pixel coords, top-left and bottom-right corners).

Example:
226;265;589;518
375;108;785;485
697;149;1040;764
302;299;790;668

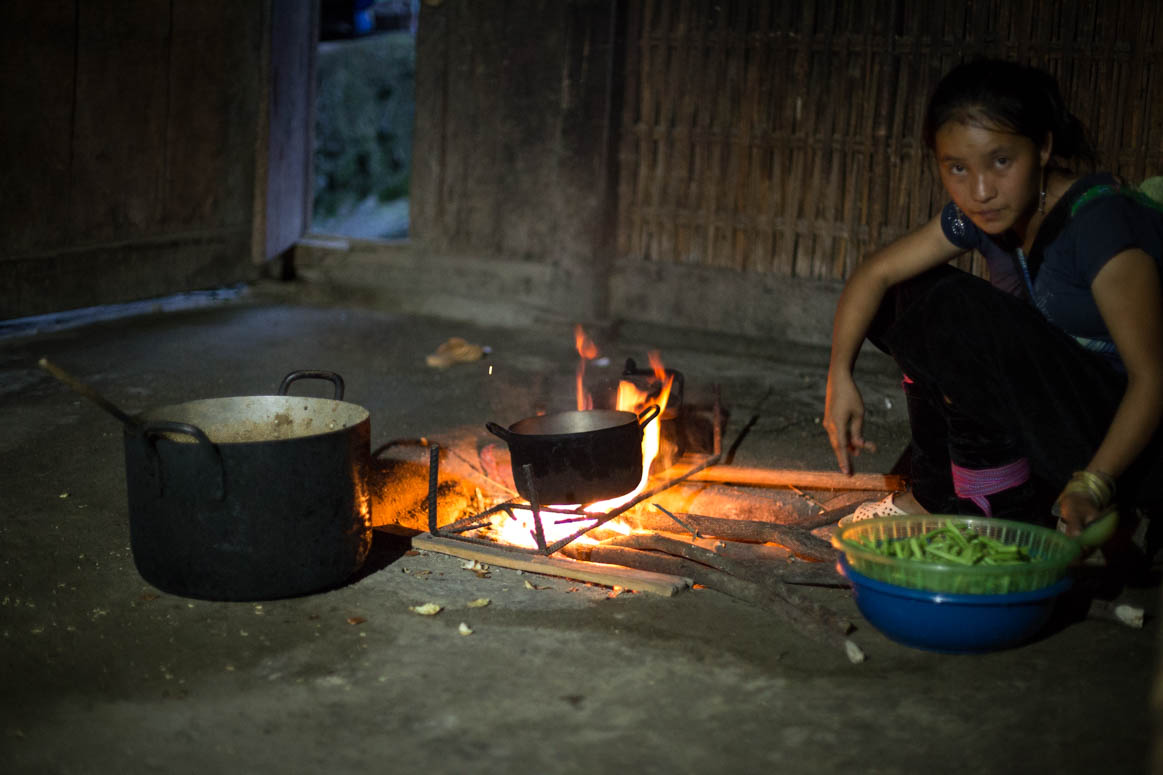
838;556;1072;653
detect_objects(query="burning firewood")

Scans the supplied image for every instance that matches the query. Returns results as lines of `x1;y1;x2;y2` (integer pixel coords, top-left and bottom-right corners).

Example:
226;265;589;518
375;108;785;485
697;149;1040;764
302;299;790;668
625;510;838;563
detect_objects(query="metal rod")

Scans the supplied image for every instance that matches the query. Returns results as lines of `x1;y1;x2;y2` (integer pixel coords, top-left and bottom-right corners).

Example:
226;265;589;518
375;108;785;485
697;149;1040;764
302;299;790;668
651;502;700;538
543;453;722;554
427;442;441;534
521;463;547;552
627;452;722;503
712;384;722;457
437;501;514;534
443;520;495;535
528;504;585;515
553;515;602;525
787;484;825;512
429;452;724;556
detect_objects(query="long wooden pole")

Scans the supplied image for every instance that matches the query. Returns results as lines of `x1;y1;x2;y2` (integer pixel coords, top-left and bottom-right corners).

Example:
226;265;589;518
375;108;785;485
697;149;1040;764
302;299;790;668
681;465;904;492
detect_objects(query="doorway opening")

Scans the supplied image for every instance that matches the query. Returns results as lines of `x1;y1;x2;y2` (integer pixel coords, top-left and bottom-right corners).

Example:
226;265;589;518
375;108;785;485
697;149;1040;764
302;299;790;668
312;1;417;240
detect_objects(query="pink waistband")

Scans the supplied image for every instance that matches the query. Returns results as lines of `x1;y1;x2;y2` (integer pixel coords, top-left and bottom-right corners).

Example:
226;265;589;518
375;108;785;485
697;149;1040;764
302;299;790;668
950;458;1031;518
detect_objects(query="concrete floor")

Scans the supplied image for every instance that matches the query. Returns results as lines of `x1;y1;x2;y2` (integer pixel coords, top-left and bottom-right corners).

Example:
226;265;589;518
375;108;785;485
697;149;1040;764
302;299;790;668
1;284;1159;774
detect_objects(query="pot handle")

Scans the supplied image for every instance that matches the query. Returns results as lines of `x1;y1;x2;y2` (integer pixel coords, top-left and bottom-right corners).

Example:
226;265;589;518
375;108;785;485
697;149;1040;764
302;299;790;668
636;404;661;428
141;421;225;501
278;370;345;400
485;421;515;443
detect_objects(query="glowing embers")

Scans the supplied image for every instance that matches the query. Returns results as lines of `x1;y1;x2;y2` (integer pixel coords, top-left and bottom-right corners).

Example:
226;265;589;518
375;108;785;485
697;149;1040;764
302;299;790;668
484;348;674;550
427;331;717;555
423;441;721;555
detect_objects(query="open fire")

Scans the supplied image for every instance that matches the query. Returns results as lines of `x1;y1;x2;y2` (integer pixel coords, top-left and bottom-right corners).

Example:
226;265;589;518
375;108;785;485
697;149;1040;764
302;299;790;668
404;330;900;665
494;328;676;549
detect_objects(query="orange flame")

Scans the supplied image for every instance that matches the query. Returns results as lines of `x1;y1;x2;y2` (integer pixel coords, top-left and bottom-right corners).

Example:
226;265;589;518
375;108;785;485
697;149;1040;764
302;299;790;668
495;343;674;550
648;350;667;382
493;508;618;549
585;367;673;513
574;325;599;411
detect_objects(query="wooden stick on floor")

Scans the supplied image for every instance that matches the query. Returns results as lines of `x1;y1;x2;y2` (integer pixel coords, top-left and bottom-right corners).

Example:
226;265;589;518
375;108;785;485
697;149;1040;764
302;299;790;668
410;532;690;596
682;465;905;492
626;511;838;563
599;533;848;588
565;543;865;664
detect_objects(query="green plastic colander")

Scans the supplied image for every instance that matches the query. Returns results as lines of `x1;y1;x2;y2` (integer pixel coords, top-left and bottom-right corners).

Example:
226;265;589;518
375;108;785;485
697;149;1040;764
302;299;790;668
832;515;1082;595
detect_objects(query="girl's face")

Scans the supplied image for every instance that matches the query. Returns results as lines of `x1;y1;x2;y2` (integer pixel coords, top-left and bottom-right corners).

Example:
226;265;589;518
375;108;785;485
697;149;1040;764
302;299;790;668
933;120;1051;237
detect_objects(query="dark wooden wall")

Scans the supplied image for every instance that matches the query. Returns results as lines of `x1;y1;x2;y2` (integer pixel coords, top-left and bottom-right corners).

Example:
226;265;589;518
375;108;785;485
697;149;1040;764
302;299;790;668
409;0;1162;341
7;1;1157;340
410;0;623;321
0;1;269;319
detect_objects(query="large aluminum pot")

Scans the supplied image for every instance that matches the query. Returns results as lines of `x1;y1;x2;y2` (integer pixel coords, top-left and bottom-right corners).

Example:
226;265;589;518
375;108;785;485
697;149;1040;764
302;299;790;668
123;371;372;601
486;405;660;504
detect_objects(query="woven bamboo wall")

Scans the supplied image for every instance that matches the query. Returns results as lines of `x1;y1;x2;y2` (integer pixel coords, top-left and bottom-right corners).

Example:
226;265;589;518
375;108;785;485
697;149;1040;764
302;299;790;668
615;0;1163;281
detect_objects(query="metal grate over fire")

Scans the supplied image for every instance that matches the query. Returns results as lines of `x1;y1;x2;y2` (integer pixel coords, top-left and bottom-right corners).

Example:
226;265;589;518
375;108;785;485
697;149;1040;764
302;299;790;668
423;346;725;556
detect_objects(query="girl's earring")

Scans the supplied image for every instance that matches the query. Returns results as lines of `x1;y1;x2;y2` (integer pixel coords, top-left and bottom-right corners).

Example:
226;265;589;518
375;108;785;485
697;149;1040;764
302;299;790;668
1039;170;1047;214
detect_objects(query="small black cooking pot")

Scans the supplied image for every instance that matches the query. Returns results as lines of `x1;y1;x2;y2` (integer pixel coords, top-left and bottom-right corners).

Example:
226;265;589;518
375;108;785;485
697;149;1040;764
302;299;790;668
486;405;660;504
123;371;372;601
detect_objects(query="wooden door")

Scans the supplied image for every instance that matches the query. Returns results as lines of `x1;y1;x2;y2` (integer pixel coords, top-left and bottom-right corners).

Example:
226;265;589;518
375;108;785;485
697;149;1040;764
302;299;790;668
0;0;317;320
261;0;319;263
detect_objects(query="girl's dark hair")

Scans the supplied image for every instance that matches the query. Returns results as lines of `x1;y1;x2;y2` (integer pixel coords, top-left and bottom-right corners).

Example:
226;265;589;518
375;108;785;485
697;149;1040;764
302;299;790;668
922;58;1097;166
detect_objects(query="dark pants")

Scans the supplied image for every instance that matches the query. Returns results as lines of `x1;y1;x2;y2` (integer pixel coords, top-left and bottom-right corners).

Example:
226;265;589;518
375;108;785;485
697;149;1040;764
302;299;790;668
866;265;1161;526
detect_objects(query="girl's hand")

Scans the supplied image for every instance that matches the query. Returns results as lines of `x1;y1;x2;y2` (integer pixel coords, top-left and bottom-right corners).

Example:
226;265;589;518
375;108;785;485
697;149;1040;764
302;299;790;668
1055;490;1104;537
824;371;877;474
820;215;959;476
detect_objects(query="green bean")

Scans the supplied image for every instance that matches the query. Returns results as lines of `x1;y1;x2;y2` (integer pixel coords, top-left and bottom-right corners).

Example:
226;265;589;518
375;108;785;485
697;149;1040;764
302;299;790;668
976;535;1008;551
945;520;971;549
858;522;1034;566
926;545;972;564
